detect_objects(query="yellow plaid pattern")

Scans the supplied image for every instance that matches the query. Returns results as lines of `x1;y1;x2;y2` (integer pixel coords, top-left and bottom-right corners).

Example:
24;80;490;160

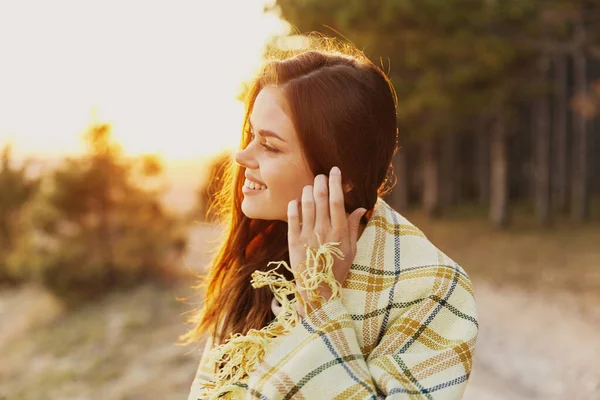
189;197;478;399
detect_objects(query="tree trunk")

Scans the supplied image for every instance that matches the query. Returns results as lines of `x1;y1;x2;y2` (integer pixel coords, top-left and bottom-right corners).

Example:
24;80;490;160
390;145;409;213
534;56;552;227
440;134;458;207
98;157;115;286
477;132;490;206
423;137;440;218
0;212;11;255
490;119;509;227
593;118;600;198
571;21;590;222
552;55;569;213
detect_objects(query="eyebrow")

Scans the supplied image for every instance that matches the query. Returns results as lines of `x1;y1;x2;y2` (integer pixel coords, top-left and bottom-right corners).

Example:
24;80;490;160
248;122;286;143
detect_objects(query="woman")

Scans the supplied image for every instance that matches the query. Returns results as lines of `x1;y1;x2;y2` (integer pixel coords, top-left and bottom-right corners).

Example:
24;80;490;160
182;38;478;399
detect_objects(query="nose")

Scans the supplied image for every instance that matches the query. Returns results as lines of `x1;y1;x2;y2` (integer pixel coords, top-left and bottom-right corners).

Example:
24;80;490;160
234;144;258;169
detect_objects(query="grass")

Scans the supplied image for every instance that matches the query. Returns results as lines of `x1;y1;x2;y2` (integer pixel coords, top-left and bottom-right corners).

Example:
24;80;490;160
0;211;598;399
404;204;600;298
0;281;204;400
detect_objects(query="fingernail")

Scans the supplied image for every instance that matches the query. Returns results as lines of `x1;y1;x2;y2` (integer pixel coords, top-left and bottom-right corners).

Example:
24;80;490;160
331;166;340;175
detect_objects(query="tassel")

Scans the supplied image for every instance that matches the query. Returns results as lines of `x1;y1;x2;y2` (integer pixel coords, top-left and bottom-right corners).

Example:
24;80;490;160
197;236;344;399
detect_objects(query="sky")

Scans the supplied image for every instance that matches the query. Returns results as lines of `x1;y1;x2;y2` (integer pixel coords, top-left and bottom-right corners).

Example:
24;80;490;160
0;0;289;161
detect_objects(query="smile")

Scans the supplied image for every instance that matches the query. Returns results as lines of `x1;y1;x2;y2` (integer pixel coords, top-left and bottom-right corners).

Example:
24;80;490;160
243;178;267;191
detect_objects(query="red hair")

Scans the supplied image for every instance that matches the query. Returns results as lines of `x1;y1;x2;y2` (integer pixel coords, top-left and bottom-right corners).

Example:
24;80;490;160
180;37;398;347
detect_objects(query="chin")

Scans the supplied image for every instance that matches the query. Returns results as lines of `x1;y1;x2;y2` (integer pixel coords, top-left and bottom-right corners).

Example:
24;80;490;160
240;201;258;219
240;200;284;221
241;200;266;220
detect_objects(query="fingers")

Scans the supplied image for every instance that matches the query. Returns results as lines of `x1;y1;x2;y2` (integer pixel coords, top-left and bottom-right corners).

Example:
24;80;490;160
301;185;315;234
288;199;301;239
313;174;330;234
328;166;347;231
292;169;357;244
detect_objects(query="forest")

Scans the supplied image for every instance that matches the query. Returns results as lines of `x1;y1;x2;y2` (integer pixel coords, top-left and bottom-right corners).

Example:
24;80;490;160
1;2;599;398
267;0;600;227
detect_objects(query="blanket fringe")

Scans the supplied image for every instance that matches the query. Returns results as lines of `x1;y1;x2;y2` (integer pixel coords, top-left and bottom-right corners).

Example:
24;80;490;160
197;236;344;399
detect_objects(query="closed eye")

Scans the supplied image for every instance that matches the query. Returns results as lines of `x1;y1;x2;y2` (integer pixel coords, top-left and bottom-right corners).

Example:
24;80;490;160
245;130;280;153
260;142;279;153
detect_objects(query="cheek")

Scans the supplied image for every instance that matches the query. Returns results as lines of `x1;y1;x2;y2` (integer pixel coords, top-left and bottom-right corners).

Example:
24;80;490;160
274;180;304;203
264;164;312;202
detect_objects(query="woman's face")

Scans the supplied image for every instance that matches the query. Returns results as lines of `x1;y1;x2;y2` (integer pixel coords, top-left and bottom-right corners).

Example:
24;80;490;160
234;86;315;222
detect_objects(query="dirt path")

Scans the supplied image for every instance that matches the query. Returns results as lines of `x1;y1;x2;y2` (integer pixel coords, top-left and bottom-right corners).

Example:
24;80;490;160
185;223;600;399
2;223;598;399
464;280;600;400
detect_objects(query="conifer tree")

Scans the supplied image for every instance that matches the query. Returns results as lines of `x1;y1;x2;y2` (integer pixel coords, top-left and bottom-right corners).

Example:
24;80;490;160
8;123;188;305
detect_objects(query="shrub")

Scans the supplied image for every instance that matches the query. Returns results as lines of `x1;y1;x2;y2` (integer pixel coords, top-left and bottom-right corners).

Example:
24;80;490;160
0;144;40;287
5;123;190;306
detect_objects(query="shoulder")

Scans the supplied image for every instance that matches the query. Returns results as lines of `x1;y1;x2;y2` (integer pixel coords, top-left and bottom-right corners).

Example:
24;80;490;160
352;197;474;297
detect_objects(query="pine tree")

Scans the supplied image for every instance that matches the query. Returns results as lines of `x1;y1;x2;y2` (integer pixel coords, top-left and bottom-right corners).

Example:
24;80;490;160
0;144;40;285
8;123;189;306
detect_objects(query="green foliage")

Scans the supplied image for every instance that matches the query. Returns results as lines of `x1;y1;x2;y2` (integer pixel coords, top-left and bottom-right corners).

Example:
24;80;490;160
0;144;40;285
5;123;189;306
270;0;586;138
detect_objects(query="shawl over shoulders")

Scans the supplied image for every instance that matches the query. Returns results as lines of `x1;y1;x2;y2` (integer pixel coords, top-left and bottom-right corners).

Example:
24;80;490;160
189;197;478;399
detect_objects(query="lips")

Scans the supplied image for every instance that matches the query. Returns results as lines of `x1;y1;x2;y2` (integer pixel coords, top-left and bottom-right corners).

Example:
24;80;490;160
244;173;266;187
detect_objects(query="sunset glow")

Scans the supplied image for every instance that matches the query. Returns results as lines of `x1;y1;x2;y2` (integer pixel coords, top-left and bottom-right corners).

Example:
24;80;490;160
0;0;289;160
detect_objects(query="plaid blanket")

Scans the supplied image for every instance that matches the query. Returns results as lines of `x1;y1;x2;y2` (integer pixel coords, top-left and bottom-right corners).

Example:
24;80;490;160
189;197;478;399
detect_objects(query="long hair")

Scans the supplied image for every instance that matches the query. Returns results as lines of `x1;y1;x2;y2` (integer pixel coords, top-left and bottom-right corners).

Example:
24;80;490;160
180;37;398;347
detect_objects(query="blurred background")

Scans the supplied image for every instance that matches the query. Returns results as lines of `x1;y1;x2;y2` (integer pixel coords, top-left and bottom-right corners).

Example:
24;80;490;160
0;1;599;399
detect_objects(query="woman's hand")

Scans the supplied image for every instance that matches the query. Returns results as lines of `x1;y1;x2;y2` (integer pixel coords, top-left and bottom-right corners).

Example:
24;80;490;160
287;166;366;317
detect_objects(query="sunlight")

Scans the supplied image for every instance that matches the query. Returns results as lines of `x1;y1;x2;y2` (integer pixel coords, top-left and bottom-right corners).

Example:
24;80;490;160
0;0;289;160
